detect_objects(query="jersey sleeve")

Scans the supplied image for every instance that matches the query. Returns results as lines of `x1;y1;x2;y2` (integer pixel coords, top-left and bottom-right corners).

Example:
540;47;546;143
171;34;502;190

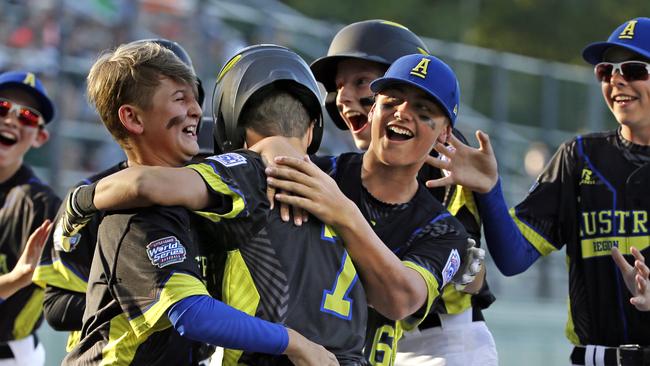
398;211;469;329
511;140;579;256
106;207;210;339
186;151;269;223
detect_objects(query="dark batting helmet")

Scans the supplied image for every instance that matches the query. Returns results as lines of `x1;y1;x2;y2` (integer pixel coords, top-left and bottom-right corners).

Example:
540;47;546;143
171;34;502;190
310;20;430;130
135;38;205;106
212;44;323;154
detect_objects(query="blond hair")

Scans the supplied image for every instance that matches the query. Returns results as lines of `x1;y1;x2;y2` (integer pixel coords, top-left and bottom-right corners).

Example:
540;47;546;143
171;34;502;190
87;41;197;146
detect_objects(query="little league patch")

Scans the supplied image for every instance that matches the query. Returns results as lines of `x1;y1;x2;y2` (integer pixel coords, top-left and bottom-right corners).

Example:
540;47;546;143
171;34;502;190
147;236;187;268
442;249;461;286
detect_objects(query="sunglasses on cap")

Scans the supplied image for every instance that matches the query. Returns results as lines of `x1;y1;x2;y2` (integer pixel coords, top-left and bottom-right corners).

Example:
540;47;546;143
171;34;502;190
594;61;650;83
0;98;44;128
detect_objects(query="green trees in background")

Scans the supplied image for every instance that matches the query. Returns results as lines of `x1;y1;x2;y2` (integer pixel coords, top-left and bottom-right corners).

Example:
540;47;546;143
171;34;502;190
281;0;648;63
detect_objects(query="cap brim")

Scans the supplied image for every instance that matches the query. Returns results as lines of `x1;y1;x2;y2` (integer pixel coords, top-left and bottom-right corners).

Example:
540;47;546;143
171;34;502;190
582;41;650;65
370;76;453;121
0;82;54;123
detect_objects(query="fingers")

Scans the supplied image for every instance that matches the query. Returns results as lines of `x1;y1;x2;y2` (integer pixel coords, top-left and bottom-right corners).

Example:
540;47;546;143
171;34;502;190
432;142;454;160
273;155;318;176
424;154;450;171
292;204;304;226
476;130;494;155
611;246;632;273
266;185;276;210
425;176;454;189
631;246;646;263
274;193;315;213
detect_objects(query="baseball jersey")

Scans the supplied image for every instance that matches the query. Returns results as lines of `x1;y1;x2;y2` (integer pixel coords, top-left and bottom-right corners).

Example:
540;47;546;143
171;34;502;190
188;150;368;366
313;152;469;366
0;164;60;342
511;129;650;346
62;206;213;365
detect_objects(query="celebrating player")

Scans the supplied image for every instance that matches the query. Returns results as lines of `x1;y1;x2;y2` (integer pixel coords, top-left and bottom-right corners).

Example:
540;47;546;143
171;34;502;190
266;53;481;366
426;17;650;366
33;38;207;355
62;41;335;366
0;70;60;366
310;19;497;366
63;46;470;365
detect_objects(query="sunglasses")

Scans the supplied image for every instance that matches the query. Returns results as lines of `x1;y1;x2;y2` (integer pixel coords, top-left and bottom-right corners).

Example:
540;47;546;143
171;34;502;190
0;98;44;128
594;61;650;83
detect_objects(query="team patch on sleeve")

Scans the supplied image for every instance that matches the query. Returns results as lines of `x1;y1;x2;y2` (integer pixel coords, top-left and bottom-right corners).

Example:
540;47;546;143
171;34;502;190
146;236;187;268
441;249;461;286
209;153;247;167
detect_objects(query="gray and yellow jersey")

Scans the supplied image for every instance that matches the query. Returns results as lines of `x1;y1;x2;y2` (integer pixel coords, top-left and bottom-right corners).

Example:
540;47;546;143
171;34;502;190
0;164;60;342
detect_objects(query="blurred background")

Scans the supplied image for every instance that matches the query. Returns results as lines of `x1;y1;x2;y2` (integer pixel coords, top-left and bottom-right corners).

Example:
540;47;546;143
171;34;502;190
4;0;648;364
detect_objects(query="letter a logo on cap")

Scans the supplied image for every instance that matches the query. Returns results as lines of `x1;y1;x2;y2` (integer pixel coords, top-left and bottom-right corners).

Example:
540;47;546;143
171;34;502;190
22;72;36;87
410;57;430;79
619;20;637;40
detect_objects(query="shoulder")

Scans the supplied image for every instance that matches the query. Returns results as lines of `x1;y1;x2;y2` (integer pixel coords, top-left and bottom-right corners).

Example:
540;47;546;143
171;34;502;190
78;161;128;185
9;167;60;208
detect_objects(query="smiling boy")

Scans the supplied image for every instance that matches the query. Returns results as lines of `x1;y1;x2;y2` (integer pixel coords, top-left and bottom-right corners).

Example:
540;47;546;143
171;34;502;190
0;71;60;365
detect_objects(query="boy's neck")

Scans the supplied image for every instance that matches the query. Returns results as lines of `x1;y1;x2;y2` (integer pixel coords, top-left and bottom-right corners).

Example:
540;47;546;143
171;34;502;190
0;159;22;184
361;152;420;204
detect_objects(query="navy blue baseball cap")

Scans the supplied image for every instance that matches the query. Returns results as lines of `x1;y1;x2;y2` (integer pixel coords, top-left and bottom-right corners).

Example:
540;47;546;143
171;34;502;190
583;18;650;65
0;71;55;123
370;54;460;126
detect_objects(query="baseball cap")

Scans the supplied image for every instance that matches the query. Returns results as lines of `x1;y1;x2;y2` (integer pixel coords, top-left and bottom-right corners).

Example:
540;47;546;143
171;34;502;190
582;18;650;65
0;71;55;123
370;54;460;126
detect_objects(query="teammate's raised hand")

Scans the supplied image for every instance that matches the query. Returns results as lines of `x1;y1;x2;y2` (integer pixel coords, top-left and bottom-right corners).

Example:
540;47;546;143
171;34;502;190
425;130;498;193
0;220;52;299
612;246;650;311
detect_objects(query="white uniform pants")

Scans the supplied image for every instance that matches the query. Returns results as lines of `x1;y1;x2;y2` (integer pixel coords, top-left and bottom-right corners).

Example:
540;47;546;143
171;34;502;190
0;335;45;366
395;309;498;366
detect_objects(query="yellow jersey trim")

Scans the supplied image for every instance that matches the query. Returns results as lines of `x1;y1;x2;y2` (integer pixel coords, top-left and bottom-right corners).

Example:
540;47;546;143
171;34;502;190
401;261;440;331
187;164;246;222
13;288;43;339
128;272;209;338
510;208;557;256
222;250;260;366
33;260;87;293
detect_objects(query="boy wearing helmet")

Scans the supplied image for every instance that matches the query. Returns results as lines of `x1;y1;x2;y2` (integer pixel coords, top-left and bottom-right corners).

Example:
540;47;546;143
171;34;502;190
33;38;208;353
266;54;486;366
426;17;650;366
62;41;334;366
310;19;497;366
0;70;59;366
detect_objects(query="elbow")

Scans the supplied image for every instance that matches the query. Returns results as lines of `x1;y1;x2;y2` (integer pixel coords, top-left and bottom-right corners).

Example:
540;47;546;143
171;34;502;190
494;261;527;277
375;289;424;321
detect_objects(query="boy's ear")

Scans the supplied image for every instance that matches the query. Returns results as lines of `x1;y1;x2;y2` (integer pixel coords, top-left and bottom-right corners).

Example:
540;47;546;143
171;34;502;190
437;123;452;144
118;104;145;135
367;103;376;123
31;128;50;148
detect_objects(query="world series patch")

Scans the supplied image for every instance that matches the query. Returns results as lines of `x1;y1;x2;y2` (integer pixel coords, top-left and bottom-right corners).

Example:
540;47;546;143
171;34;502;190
442;249;461;286
209;152;247;167
146;236;187;268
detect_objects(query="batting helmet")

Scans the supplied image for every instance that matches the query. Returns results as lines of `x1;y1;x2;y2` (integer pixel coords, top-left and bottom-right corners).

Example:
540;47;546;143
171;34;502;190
134;38;205;106
310;20;430;130
212;44;323;154
370;54;460;126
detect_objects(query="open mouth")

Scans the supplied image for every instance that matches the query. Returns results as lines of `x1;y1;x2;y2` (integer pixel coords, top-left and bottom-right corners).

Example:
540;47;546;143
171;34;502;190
613;94;637;105
0;131;17;146
182;125;197;137
385;125;414;141
345;112;369;132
